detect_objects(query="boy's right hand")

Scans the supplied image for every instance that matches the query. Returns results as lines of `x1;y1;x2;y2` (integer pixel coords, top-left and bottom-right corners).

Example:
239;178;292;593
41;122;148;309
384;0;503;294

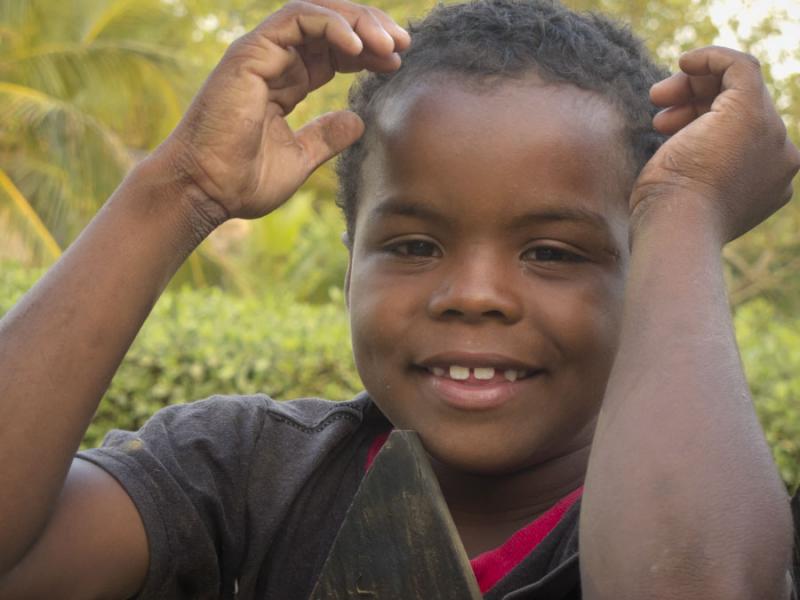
159;0;409;224
634;46;799;243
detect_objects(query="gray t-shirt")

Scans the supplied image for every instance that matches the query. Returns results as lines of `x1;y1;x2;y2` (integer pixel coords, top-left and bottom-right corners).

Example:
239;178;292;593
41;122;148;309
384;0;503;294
78;393;798;599
79;394;393;599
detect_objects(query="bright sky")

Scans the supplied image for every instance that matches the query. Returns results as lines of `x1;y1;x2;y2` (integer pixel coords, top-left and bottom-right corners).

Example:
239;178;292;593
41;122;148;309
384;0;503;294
710;0;800;79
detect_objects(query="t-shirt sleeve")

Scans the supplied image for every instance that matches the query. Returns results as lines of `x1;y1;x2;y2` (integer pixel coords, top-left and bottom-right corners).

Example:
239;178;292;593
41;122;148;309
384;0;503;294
77;395;270;599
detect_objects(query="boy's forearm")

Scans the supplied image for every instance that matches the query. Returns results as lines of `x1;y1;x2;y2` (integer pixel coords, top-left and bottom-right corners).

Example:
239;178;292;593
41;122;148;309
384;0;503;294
580;200;794;599
0;153;222;574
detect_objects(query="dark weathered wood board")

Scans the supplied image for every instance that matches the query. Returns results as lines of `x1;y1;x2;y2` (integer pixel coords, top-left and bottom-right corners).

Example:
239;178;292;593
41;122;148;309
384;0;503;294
308;430;481;599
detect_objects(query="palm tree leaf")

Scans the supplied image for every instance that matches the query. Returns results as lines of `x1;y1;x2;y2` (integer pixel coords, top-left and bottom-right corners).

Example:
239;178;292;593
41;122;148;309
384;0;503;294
1;150;79;237
0;81;133;169
81;0;141;45
0;0;196;266
0;166;61;260
1;39;182;100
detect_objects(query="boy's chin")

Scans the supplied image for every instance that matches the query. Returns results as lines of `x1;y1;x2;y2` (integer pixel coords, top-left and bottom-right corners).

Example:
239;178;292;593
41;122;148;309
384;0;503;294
421;433;553;478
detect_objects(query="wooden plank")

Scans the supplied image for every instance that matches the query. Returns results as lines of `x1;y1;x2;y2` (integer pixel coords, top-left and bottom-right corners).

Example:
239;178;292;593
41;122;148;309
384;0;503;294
309;430;481;600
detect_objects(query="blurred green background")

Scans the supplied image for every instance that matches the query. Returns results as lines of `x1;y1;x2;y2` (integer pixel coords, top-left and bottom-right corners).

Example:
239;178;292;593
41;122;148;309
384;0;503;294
0;0;798;491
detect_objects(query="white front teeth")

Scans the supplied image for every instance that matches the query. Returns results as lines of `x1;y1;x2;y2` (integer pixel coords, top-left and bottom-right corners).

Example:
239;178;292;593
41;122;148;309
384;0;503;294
429;366;527;382
474;367;495;380
449;365;469;380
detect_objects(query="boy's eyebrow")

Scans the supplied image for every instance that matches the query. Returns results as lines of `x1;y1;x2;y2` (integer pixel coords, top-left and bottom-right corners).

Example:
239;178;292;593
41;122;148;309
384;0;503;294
509;206;613;232
368;199;451;226
370;200;614;234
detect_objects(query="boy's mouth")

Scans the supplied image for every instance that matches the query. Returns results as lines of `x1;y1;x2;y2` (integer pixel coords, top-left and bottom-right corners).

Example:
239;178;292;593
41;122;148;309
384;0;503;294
426;365;531;383
414;355;545;411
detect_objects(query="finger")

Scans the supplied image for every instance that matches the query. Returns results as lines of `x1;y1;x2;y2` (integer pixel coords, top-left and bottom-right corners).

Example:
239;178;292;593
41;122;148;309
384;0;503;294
346;5;398;56
365;6;411;51
264;1;365;57
296;43;400;95
331;47;402;73
295;110;365;172
310;0;411;53
678;45;764;94
652;101;713;135
222;36;298;82
262;46;318;114
650;71;721;108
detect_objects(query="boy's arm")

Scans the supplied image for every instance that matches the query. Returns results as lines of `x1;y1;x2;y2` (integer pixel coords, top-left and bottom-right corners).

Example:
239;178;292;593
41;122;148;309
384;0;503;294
580;47;799;599
0;1;408;595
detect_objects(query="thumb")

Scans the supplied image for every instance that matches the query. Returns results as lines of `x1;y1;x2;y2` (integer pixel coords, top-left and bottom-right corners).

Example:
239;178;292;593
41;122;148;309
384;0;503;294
295;110;365;173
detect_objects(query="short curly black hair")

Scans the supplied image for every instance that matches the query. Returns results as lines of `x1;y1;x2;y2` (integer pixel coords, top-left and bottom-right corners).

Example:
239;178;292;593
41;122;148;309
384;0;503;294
336;0;669;240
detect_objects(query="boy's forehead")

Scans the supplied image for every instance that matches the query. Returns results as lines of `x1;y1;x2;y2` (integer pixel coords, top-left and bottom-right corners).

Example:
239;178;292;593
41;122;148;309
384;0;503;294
358;74;634;229
375;73;625;148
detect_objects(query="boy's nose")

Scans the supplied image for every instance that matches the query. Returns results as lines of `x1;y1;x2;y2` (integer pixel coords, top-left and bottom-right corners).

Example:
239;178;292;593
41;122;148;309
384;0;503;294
426;256;523;324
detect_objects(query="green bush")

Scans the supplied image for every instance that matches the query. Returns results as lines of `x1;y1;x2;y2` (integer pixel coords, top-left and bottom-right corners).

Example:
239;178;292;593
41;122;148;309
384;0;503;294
1;261;798;492
1;262;362;448
87;285;362;448
735;299;800;494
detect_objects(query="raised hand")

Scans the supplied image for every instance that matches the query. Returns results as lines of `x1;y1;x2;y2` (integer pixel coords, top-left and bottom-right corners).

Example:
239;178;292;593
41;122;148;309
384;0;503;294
160;0;410;222
632;46;800;243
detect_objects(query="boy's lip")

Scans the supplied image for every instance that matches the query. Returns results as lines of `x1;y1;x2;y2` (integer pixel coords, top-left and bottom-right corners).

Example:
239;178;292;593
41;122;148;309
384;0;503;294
417;352;541;372
415;352;546;411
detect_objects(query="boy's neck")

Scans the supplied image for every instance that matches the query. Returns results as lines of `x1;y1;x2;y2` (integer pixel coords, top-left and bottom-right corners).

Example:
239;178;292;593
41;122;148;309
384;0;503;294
429;443;590;557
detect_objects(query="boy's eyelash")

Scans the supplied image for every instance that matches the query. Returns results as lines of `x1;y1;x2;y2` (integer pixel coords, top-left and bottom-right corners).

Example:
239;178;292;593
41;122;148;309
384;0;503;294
383;241;583;262
386;239;441;258
523;246;585;263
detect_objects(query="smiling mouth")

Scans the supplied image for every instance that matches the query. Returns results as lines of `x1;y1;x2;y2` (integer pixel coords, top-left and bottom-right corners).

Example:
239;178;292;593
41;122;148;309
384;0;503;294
414;363;544;411
427;365;533;383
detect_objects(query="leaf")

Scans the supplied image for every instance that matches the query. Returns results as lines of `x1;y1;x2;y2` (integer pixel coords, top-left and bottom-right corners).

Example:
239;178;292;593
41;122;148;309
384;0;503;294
0;166;60;261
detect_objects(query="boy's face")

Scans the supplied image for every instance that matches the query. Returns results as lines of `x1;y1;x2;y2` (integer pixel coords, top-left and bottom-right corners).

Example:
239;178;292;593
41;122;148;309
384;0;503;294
346;75;632;475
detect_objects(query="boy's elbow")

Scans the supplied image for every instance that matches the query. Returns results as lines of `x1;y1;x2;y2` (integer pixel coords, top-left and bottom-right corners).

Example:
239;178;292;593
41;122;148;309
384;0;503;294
580;515;795;600
581;563;794;600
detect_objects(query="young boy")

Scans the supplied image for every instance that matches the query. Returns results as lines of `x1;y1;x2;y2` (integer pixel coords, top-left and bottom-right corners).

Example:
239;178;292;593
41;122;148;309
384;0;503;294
0;0;798;598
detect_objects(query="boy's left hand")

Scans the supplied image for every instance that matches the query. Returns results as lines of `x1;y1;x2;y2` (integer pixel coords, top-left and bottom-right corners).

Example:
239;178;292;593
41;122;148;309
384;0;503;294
631;46;800;242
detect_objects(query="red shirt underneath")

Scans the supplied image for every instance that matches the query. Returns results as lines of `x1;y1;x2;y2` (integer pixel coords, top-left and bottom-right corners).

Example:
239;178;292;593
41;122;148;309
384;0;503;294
365;431;583;594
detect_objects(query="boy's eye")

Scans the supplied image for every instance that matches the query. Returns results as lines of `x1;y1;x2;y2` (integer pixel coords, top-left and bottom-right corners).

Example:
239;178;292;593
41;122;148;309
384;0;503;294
523;246;584;263
388;240;441;258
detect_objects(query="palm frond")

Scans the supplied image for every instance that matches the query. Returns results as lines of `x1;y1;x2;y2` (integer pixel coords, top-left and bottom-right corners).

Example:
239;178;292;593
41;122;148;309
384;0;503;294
0;0;198;265
1;39;181;100
1;150;79;239
0;166;61;261
0;81;133;170
81;0;140;45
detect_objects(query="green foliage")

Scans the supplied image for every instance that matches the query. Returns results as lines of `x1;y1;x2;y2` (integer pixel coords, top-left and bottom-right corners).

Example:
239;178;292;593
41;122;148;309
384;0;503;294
563;0;718;63
0;0;195;263
88;286;361;448
194;190;350;303
0;262;362;449
735;299;800;493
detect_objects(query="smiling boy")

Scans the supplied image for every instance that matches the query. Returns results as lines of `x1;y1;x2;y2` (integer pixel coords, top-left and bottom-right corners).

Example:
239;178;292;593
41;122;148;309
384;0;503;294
346;76;630;560
0;0;798;598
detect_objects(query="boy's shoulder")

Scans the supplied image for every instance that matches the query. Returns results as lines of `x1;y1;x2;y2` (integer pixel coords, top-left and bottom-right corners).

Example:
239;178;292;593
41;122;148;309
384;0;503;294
84;391;387;476
161;391;375;428
100;391;380;445
75;392;391;599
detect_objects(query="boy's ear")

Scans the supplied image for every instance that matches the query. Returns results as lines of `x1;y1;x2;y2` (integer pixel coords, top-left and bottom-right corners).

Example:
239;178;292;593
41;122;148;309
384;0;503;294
342;231;352;309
